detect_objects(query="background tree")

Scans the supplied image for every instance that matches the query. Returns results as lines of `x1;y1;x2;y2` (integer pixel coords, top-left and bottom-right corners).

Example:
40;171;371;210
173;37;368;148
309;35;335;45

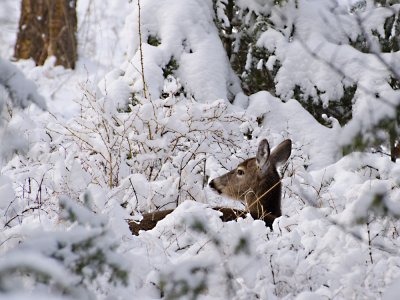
14;0;77;69
214;0;399;161
213;0;278;95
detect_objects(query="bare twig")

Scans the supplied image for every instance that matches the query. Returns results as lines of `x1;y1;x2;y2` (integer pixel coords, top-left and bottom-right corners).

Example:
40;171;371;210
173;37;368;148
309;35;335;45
137;0;148;99
367;220;374;264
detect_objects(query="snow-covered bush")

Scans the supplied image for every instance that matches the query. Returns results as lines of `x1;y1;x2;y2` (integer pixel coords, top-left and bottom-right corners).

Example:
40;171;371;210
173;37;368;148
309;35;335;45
114;0;241;103
50;76;261;214
0;57;46;163
0;195;128;300
214;0;400;159
0;57;46;113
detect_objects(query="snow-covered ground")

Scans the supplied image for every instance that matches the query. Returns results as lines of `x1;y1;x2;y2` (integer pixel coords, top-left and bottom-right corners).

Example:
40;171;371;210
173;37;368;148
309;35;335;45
0;0;400;299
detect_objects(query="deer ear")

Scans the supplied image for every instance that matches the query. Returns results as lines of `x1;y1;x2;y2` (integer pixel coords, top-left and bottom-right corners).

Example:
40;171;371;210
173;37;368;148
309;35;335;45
256;139;270;169
269;139;292;166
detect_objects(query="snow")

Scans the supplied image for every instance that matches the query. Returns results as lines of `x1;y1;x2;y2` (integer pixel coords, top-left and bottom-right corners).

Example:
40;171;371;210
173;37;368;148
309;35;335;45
120;0;241;102
0;58;46;111
246;92;341;169
0;0;399;299
256;0;400;145
0;251;75;287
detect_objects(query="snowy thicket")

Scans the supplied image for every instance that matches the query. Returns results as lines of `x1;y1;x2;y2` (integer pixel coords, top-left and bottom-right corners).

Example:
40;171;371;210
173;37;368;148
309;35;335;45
0;195;128;300
0;0;399;299
0;58;46;163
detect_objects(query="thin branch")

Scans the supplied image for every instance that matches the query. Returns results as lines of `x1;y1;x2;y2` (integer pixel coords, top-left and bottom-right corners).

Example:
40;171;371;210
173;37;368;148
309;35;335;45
137;0;148;99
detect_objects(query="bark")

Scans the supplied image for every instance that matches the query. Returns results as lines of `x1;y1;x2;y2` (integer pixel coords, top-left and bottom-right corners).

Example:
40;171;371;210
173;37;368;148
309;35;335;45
14;0;77;69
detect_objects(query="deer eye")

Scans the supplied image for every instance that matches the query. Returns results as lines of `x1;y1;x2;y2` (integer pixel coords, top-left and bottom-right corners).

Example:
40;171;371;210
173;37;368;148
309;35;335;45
237;168;245;176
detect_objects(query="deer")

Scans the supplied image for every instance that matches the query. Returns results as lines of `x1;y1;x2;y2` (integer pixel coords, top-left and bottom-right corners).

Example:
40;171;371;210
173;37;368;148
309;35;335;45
128;139;292;235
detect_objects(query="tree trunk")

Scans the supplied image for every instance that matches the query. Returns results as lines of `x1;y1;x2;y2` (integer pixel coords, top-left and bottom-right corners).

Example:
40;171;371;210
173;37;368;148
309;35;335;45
14;0;77;69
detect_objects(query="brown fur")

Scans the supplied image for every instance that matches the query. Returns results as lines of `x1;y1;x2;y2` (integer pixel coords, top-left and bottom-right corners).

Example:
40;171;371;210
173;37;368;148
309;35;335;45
129;207;247;235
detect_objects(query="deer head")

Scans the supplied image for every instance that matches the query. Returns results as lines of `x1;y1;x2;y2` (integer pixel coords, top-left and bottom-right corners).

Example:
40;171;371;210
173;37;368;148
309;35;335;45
209;139;292;226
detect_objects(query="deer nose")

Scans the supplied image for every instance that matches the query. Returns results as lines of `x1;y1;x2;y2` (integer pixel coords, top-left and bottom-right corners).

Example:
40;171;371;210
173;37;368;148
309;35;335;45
209;179;222;194
209;179;215;189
